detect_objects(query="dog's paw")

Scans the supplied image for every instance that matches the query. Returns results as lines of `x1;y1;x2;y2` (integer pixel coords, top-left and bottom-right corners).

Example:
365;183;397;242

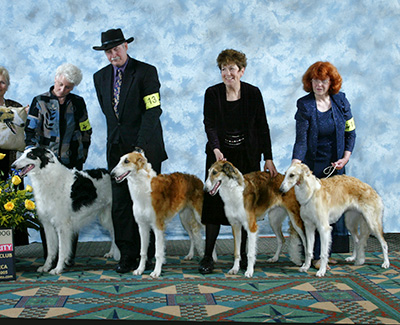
266;256;278;263
132;268;144;276
316;269;326;277
299;265;309;273
244;269;254;278
381;261;390;269
354;259;365;266
183;254;194;261
290;258;303;266
150;271;161;278
228;267;239;275
345;256;356;262
49;268;63;275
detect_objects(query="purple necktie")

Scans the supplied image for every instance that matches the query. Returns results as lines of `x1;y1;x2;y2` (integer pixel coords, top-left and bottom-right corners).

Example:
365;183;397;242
113;68;123;117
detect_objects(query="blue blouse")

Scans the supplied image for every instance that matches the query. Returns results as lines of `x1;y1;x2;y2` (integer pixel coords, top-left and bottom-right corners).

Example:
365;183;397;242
292;92;356;175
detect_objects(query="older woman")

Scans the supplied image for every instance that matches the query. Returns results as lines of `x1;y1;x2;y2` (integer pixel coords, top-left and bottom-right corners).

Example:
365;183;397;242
0;66;24;181
25;63;92;170
292;61;356;269
199;49;278;274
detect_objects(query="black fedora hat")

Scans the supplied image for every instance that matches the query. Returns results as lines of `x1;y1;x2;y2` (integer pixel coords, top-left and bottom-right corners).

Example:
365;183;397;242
93;28;134;51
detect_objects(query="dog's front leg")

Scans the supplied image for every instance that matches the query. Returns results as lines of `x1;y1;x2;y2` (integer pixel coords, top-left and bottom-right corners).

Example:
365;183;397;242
300;221;316;273
150;227;165;278
244;229;258;278
133;222;149;276
37;222;58;273
228;223;241;275
315;224;332;277
50;227;74;275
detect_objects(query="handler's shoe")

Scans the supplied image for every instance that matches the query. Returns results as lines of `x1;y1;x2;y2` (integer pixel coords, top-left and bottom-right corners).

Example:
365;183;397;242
199;256;214;274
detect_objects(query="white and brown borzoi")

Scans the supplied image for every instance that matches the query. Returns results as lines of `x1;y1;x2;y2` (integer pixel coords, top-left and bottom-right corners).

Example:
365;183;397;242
12;147;120;275
280;162;390;277
204;160;306;278
111;150;211;278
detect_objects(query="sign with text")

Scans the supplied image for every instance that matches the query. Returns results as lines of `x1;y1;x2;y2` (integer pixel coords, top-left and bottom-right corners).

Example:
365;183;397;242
0;228;16;281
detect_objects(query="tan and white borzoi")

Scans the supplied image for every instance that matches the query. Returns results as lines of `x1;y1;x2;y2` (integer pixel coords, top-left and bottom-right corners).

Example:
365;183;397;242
204;160;306;278
279;162;390;277
111;150;213;278
12;147;120;275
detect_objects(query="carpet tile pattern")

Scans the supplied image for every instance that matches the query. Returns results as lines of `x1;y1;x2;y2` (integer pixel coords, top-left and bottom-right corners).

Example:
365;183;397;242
0;250;399;323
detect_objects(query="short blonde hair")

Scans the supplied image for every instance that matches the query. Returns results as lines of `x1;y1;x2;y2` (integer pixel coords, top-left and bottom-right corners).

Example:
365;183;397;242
55;63;83;86
0;66;10;86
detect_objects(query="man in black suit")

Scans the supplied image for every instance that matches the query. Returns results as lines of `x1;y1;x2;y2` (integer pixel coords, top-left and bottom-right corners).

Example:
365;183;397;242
93;28;168;273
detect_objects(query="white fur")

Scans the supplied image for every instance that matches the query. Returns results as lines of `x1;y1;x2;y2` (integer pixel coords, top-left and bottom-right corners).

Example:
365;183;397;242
280;162;390;277
204;161;306;278
111;151;213;278
12;148;120;275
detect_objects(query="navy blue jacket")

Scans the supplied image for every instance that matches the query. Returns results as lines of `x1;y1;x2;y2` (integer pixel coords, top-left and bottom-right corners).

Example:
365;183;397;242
292;91;356;175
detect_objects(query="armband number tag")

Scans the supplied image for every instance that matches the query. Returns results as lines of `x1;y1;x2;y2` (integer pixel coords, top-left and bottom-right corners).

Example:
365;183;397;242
80;119;91;131
345;117;356;132
143;93;160;110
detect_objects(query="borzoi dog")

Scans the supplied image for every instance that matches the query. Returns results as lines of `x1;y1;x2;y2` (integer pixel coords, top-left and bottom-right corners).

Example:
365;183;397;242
280;162;390;277
12;147;120;275
111;150;211;278
204;160;306;278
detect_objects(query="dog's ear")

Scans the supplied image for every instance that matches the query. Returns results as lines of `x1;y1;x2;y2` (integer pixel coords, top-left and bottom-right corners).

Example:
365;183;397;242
222;162;236;178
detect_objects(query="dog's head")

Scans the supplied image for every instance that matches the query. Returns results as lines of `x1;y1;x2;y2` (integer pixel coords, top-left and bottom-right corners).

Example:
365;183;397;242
204;160;244;196
279;162;313;193
111;151;152;183
12;147;57;177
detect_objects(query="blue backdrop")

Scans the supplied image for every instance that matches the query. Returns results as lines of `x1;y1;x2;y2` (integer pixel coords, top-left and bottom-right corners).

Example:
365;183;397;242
1;0;399;242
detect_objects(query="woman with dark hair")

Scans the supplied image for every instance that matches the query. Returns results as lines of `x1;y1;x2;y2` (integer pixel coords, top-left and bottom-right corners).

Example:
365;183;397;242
292;61;356;269
199;49;278;274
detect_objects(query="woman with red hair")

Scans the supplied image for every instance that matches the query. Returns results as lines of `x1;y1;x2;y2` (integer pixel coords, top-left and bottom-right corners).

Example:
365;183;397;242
292;61;356;269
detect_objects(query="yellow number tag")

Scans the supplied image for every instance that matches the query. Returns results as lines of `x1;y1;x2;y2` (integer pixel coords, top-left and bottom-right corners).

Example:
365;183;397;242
143;93;160;110
79;119;92;131
345;117;356;132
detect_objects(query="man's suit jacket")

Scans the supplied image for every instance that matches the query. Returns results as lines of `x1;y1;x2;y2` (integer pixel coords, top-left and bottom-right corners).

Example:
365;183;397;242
94;56;167;169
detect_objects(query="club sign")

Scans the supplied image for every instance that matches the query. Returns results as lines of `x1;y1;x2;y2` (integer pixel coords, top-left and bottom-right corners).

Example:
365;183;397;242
0;228;16;281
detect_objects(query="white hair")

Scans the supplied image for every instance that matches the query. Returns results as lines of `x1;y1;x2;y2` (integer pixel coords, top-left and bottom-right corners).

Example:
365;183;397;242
55;63;82;86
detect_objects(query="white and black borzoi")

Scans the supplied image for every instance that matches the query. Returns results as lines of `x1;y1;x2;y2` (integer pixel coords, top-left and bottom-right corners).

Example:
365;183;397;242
111;150;213;278
280;162;390;277
12;147;120;275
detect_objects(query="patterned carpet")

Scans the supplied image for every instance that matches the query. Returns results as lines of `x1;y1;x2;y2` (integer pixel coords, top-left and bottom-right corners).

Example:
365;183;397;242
1;235;400;324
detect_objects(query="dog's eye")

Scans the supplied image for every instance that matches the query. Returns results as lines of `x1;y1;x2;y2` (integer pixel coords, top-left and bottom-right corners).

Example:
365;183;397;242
27;153;35;159
212;170;217;175
124;158;129;164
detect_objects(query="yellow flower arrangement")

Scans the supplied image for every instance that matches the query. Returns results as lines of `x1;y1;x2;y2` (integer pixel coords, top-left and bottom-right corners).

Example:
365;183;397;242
0;155;40;232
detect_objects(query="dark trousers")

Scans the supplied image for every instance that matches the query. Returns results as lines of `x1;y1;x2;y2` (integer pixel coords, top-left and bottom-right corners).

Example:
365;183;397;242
108;144;159;261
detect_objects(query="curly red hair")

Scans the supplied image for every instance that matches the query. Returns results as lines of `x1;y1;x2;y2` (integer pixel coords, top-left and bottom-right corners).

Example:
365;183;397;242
302;61;342;95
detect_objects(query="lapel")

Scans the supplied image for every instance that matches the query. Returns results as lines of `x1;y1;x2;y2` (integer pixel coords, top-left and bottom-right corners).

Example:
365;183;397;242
101;65;115;117
118;57;136;118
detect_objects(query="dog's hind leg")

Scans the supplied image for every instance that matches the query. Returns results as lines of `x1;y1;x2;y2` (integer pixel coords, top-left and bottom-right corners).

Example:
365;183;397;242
267;207;286;263
37;221;58;273
133;222;150;276
344;210;364;263
150;227;165;278
228;223;242;275
98;206;121;261
363;205;390;269
179;208;202;260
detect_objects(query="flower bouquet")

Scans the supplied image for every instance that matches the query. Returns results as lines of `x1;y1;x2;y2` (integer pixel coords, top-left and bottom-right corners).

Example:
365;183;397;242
0;153;40;234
